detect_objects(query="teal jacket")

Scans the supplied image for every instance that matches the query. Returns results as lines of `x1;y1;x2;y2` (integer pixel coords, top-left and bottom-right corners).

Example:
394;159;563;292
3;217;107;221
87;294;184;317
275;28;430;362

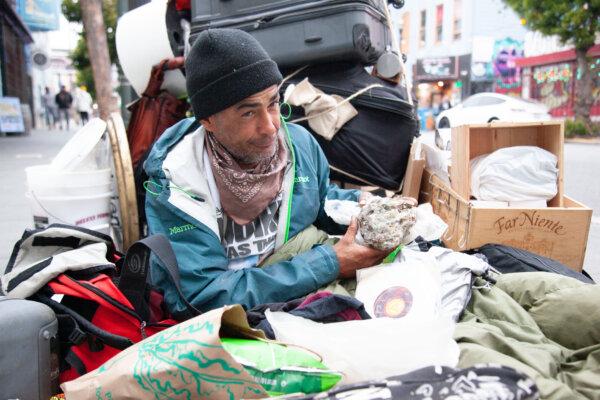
144;117;359;316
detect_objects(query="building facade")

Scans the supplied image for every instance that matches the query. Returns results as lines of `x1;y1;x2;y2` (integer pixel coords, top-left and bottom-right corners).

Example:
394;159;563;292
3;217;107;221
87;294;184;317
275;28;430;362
0;0;34;111
393;0;527;129
517;32;600;119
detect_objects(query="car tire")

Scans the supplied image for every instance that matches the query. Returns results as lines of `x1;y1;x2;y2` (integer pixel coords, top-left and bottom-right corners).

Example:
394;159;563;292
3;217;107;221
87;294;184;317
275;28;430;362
438;117;450;128
488;117;499;123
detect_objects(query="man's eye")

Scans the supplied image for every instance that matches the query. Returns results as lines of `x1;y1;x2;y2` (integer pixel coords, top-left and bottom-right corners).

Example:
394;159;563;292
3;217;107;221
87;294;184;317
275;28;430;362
242;111;255;117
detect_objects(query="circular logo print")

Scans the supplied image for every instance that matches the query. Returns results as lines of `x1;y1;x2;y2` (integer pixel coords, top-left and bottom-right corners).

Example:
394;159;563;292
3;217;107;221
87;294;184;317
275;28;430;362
128;254;142;274
373;286;413;318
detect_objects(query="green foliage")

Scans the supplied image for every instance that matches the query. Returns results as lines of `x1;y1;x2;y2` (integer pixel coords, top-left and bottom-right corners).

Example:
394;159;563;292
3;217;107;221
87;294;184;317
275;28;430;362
502;1;600;51
564;119;600;137
565;119;589;137
61;0;119;98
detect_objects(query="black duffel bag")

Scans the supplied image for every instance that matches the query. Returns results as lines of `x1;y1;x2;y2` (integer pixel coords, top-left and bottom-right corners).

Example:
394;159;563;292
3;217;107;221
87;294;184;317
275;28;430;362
281;63;419;191
467;243;595;284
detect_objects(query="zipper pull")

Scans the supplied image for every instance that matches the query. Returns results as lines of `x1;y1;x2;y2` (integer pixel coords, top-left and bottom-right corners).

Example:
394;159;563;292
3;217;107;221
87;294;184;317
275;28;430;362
140;321;147;339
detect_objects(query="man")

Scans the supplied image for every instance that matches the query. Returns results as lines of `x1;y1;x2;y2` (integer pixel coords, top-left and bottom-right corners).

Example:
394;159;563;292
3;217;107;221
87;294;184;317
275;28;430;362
55;85;73;130
74;85;93;125
41;87;57;129
145;29;387;317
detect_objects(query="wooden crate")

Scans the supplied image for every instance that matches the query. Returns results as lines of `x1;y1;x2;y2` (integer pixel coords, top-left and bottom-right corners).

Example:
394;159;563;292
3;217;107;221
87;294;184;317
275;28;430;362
451;121;564;207
423;171;592;271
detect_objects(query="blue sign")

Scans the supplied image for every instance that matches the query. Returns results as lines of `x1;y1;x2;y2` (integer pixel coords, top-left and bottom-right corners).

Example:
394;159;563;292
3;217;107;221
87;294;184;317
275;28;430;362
17;0;60;31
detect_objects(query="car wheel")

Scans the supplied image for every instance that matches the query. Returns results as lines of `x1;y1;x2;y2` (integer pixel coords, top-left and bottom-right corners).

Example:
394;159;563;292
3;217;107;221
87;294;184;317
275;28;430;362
438;117;450;128
488;117;499;123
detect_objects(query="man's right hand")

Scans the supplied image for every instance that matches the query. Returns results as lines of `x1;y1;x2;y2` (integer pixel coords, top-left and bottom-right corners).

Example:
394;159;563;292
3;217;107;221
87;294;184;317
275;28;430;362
332;218;389;279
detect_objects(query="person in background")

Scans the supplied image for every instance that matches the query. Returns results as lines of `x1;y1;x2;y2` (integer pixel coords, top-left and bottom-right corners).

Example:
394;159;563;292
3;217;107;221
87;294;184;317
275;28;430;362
41;87;57;129
74;86;93;125
55;85;73;130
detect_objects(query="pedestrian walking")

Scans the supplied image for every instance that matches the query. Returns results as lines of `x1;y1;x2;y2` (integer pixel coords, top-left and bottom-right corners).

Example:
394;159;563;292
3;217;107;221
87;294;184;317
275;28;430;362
41;87;57;129
55;85;73;130
74;86;93;125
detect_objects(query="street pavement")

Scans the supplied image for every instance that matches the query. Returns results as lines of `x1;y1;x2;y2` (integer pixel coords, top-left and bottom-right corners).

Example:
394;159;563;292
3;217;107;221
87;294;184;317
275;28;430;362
1;128;599;281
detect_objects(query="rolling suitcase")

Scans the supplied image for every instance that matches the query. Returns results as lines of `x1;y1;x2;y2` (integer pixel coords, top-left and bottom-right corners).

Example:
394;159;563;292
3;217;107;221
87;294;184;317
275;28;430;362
281;63;418;191
0;297;60;398
190;0;392;68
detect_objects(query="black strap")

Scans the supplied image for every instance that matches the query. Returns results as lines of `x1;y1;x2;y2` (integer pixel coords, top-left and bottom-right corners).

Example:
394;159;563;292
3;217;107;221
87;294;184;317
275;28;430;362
118;234;201;319
33;293;133;350
64;350;87;376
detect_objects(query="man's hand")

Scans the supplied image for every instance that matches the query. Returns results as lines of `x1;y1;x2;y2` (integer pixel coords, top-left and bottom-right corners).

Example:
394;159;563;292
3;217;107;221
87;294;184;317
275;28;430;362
332;218;389;279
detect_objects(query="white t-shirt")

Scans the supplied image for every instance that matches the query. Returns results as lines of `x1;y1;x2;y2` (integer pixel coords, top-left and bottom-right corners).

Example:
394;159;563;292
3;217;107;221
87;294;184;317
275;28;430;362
217;193;282;270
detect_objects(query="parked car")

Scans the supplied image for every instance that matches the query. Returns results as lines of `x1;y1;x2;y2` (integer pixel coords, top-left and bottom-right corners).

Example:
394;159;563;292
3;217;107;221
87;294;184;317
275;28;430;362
436;92;550;129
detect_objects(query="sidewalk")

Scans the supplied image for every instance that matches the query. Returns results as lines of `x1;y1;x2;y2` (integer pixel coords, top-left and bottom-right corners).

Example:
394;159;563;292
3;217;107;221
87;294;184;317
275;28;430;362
565;136;600;144
0;128;74;270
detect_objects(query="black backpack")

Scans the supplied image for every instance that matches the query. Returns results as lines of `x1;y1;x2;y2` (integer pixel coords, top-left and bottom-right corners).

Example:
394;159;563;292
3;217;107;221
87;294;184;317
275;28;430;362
467;243;594;284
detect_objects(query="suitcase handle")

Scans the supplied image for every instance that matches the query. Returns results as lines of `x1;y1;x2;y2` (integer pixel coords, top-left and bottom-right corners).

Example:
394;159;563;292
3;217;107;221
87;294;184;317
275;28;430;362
305;36;322;43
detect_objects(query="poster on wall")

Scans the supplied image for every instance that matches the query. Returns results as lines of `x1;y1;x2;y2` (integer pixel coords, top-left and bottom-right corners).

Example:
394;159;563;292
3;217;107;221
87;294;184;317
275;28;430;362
16;0;60;31
0;97;25;133
492;38;524;96
532;63;573;116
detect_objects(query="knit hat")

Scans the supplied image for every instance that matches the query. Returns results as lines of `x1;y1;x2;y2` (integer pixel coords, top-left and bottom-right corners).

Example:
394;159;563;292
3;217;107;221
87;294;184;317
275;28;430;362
185;28;283;120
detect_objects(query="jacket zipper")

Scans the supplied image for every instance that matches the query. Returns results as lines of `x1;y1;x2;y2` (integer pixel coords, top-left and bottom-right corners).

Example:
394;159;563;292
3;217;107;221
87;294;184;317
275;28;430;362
282;119;296;243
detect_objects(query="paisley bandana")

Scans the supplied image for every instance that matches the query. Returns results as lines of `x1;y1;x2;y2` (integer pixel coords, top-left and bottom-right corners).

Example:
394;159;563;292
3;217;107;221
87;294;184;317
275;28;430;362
205;130;288;225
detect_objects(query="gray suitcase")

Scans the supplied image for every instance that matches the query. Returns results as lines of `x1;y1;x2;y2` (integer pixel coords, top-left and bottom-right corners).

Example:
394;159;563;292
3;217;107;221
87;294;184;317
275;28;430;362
0;297;60;399
190;0;391;68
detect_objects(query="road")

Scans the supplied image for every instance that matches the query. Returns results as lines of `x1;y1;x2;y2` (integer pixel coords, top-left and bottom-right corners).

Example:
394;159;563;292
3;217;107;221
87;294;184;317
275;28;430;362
0;128;599;281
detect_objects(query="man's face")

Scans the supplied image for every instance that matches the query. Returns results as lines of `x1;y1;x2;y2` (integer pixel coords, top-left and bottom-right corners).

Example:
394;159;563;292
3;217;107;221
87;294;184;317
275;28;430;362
201;85;281;165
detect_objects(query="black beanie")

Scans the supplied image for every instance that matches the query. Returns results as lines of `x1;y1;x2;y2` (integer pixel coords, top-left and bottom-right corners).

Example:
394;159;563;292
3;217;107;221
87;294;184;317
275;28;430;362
185;28;283;120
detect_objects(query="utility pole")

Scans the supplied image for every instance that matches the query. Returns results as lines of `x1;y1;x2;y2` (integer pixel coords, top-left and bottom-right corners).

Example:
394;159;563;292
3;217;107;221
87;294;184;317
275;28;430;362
80;0;116;119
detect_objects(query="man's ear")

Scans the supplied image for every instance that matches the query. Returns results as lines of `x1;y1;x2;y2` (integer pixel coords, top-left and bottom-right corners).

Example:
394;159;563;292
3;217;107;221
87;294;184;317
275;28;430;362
200;115;218;132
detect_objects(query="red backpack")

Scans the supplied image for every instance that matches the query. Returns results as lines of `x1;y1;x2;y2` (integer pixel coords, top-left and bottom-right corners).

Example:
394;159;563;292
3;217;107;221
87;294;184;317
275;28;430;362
1;225;199;383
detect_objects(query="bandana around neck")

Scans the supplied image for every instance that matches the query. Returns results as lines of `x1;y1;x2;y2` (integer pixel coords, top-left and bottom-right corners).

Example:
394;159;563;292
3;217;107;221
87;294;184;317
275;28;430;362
204;130;288;225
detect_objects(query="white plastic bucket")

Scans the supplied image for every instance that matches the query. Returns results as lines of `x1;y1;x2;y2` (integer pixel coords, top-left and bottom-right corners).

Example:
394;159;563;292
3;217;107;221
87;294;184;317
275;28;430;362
25;166;112;197
87;223;111;236
26;191;113;230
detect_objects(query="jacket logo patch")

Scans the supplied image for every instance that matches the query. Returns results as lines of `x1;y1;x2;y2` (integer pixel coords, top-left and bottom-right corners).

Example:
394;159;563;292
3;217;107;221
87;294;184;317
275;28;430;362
294;176;310;184
169;224;196;235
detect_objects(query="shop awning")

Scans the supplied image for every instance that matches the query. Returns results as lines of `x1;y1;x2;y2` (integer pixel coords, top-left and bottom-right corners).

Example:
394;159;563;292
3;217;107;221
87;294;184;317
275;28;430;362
516;44;600;68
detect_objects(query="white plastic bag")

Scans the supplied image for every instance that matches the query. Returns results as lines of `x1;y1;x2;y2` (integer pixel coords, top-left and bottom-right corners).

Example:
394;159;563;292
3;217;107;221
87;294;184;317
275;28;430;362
400;246;491;322
408;203;448;242
355;250;442;322
266;310;459;384
470;146;558;202
324;199;361;226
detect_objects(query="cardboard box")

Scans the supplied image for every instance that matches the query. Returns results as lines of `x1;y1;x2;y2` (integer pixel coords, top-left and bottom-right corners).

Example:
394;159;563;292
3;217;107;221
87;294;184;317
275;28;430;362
451;121;564;206
421;170;592;271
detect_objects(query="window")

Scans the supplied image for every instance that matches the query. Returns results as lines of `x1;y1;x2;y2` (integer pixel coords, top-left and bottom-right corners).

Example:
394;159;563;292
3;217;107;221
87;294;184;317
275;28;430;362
399;12;410;54
453;0;462;40
435;4;443;43
462;95;505;107
419;10;426;48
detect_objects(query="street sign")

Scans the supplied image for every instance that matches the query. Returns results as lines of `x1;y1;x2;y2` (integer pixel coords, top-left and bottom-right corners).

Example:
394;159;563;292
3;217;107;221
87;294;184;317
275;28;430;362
16;0;60;31
0;97;25;133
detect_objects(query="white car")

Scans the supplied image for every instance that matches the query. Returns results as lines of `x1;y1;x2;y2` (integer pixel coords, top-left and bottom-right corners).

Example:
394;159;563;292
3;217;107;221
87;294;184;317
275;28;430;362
435;92;551;129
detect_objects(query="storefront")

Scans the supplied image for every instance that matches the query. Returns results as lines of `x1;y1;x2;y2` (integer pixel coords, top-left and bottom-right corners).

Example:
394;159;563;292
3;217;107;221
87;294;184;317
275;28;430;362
516;44;600;118
0;0;34;114
414;54;470;130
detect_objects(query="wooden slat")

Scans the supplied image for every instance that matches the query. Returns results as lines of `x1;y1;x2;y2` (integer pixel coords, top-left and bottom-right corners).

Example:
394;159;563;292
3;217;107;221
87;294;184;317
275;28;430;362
107;112;139;250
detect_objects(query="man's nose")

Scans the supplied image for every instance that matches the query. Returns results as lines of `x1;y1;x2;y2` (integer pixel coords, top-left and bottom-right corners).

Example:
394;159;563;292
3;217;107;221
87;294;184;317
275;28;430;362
257;108;278;135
